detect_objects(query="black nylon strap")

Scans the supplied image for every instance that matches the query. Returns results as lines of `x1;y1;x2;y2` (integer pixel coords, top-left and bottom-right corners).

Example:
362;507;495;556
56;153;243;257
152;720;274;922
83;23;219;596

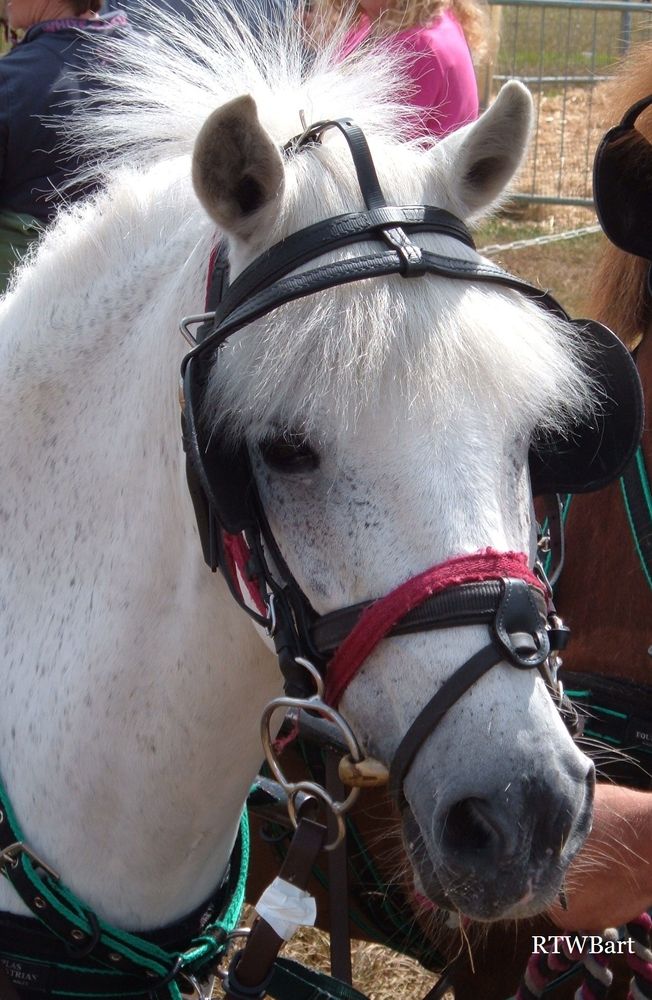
0;960;21;1000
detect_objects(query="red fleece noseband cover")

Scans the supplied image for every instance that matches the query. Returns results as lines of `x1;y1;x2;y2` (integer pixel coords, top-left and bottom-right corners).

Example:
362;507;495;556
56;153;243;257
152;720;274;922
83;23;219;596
324;549;545;706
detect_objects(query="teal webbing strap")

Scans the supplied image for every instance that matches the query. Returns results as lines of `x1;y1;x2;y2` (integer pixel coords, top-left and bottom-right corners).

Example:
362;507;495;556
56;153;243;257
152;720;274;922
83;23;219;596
620;445;652;591
269;957;370;1000
0;771;249;998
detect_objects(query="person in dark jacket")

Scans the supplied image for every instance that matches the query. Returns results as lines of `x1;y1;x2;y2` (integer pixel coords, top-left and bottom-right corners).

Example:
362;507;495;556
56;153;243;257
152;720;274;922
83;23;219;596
0;0;128;289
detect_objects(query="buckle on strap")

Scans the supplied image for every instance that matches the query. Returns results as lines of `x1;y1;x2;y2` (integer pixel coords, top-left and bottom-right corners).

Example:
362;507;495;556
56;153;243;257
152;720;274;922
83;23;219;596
0;840;60;882
493;578;550;668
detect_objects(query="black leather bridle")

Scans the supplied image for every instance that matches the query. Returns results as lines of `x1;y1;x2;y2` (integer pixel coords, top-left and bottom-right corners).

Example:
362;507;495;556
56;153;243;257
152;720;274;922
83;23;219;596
181;116;643;798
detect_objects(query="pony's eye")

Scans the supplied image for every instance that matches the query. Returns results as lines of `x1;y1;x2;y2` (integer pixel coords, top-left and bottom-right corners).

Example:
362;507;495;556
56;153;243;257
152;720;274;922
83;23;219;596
259;432;319;473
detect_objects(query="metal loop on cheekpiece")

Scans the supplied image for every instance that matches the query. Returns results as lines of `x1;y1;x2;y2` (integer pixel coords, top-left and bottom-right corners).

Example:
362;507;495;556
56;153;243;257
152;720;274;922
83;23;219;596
179;312;216;347
260;657;364;850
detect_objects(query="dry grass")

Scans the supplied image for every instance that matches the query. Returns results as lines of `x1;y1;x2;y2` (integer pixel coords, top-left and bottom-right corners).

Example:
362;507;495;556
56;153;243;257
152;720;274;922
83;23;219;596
289;928;443;1000
513;83;612;218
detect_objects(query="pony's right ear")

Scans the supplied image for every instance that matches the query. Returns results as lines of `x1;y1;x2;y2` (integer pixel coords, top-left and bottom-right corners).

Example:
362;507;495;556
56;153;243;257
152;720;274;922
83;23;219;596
428;81;533;220
192;94;285;239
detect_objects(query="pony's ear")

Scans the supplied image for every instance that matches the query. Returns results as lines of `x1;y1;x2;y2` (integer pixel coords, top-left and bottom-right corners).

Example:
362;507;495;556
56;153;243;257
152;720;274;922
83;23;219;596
430;81;533;219
192;94;284;239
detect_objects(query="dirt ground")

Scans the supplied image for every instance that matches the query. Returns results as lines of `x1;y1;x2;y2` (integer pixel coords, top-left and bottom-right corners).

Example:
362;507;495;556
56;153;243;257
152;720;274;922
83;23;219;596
473;75;614;317
481;226;603;317
514;85;613;209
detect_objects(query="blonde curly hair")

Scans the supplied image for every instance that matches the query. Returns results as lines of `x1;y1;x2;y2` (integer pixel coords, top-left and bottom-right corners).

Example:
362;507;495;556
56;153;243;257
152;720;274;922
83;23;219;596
320;0;490;60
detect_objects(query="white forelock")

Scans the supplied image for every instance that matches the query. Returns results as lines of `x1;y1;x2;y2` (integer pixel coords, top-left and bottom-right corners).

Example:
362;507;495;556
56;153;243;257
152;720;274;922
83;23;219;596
45;0;596;449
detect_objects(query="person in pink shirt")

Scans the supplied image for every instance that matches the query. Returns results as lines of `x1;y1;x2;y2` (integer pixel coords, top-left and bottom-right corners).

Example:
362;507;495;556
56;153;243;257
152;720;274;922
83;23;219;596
323;0;487;139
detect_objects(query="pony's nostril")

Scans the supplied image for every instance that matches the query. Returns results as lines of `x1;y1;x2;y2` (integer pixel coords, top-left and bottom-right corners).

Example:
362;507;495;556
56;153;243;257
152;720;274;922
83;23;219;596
441;797;502;856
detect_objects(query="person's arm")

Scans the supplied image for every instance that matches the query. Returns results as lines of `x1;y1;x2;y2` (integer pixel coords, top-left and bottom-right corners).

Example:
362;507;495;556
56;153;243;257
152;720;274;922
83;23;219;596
393;24;479;139
398;35;446;137
548;784;652;931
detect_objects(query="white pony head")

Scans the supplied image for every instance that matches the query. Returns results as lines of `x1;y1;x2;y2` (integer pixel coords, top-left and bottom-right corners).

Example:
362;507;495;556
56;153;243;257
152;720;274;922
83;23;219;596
51;0;595;921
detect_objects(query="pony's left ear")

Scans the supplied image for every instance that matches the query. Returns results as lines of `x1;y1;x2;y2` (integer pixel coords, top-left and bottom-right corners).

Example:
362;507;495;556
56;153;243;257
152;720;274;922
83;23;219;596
429;81;533;219
192;94;285;239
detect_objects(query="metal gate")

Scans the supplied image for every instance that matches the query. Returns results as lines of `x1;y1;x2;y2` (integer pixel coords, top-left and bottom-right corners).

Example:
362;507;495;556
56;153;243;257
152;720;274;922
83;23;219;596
483;0;652;207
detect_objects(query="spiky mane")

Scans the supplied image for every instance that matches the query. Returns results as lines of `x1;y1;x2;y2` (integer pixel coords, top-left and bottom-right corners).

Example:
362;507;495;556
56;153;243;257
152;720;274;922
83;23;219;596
67;0;419;185
36;0;596;445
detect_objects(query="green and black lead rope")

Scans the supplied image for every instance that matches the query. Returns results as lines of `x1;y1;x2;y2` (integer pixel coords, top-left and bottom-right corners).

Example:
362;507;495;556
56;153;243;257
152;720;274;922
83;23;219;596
0;770;249;999
620;445;652;592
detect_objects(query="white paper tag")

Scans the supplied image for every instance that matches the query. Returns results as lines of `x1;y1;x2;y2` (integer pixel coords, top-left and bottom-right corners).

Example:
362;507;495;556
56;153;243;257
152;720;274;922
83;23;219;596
255;876;317;941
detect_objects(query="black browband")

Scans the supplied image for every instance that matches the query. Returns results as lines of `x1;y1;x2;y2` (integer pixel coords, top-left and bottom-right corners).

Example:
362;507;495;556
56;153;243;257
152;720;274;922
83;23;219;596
182;214;566;375
181;117;580;802
182;118;566;373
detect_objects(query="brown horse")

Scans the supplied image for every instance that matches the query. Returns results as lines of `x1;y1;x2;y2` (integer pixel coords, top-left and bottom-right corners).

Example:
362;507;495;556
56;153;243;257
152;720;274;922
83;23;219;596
247;43;652;1000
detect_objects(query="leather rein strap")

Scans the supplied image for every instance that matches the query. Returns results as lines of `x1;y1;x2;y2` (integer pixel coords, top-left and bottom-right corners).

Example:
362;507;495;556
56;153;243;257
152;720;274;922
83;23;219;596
224;817;326;1000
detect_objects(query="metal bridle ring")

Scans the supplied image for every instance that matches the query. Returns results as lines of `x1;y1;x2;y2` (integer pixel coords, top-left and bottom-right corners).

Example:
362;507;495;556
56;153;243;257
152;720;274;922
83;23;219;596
260;658;364;850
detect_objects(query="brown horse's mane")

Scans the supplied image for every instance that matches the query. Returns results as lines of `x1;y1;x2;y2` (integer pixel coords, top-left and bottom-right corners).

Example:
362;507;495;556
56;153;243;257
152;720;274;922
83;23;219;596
591;42;652;346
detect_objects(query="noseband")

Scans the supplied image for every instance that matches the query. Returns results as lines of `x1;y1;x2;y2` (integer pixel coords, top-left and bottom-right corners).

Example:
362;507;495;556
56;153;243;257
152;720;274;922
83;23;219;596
181;116;643;802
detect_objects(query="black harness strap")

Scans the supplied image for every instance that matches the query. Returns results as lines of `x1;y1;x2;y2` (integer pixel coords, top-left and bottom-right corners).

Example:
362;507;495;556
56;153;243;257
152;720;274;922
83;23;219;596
0;960;21;1000
389;580;552;800
209;205;475;328
224;818;326;1000
183;245;566;372
323;752;353;985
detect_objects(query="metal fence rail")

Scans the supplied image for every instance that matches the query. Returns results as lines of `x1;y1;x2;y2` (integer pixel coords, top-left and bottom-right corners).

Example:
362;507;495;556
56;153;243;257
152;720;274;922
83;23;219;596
484;0;652;208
